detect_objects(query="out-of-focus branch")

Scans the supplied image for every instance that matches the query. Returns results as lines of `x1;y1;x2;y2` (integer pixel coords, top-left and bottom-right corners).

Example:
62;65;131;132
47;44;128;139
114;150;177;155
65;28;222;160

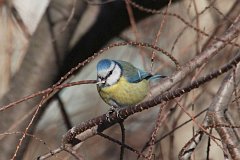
179;51;240;160
207;61;240;159
202;0;240;49
0;0;86;159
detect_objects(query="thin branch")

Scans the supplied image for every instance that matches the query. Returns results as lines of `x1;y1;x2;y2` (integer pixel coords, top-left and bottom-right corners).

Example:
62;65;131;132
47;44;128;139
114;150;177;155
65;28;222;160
0;80;97;112
37;148;63;160
206;128;212;160
63;145;84;160
119;121;125;160
97;132;147;158
150;0;172;73
146;104;166;159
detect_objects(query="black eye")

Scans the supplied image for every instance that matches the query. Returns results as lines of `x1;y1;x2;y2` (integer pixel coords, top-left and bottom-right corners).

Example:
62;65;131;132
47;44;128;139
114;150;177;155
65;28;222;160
105;69;113;78
109;70;113;75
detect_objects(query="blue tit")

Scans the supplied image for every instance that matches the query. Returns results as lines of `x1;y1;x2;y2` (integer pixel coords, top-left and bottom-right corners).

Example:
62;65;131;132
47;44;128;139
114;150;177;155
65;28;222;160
96;59;166;109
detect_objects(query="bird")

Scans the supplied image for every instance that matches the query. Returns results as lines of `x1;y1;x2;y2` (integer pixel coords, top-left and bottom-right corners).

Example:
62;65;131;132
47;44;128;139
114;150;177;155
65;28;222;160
96;59;166;111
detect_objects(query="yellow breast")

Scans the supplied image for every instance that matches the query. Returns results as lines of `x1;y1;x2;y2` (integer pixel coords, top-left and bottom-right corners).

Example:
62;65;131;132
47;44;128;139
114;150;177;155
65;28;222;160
97;77;149;107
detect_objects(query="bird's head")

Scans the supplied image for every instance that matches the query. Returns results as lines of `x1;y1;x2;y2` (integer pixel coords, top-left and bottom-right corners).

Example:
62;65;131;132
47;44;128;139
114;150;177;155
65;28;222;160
96;59;122;87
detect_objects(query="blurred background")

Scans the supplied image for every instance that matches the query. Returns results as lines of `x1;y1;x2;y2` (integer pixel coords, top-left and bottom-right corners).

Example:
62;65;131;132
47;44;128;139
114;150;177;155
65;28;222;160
0;0;239;159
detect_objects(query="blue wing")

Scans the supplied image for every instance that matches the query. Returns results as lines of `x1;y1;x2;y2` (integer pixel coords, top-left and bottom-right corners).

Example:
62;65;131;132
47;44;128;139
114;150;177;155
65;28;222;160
114;60;152;83
114;60;166;83
128;69;152;83
149;74;166;80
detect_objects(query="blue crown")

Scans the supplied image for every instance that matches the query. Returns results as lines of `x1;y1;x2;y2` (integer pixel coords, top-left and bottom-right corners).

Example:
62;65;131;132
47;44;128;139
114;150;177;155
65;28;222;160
97;59;113;71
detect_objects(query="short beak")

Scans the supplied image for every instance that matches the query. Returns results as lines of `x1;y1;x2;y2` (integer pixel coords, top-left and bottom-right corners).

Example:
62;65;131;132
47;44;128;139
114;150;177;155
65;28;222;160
96;80;106;85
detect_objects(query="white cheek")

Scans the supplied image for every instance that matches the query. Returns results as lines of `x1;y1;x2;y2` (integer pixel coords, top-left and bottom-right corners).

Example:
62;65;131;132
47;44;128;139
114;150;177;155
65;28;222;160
106;65;121;85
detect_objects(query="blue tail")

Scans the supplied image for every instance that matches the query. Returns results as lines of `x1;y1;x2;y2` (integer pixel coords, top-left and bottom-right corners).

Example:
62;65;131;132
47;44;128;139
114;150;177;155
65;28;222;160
149;74;166;80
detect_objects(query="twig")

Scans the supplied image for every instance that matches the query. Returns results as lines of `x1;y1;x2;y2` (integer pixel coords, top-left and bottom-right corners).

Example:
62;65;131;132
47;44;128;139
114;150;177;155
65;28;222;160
97;132;147;158
206;128;212;160
37;147;63;160
119;121;125;160
0;80;97;112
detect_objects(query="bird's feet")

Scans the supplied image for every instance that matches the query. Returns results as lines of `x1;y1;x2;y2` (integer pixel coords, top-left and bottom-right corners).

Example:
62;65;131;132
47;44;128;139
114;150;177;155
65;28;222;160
106;106;115;121
106;106;123;122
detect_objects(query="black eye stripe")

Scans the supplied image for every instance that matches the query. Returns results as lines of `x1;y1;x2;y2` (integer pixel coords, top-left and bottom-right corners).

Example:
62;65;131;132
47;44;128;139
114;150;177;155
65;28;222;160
98;75;104;80
105;63;116;78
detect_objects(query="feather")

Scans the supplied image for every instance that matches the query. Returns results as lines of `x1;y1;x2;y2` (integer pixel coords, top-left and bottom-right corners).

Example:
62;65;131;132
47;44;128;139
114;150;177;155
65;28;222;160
148;74;167;80
114;60;160;83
